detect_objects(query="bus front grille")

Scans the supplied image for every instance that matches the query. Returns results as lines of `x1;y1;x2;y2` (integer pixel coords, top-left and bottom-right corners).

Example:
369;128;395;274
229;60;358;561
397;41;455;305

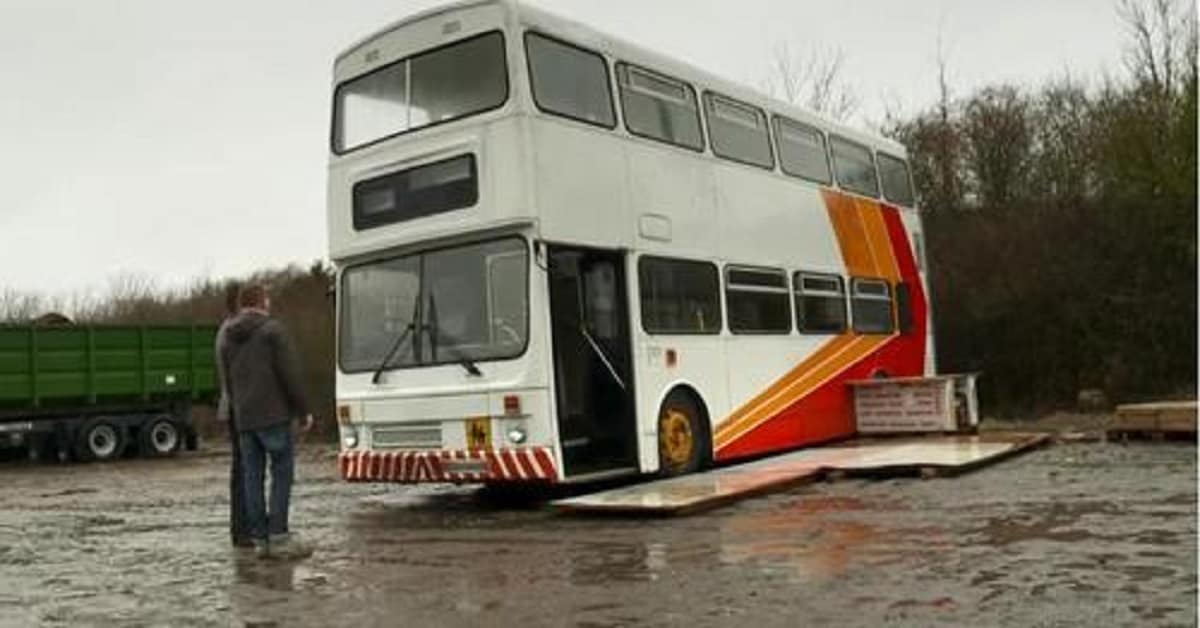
371;422;443;450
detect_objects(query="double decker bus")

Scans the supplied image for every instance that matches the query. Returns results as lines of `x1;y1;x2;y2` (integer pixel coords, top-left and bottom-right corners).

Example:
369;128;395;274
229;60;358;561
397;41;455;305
332;0;934;485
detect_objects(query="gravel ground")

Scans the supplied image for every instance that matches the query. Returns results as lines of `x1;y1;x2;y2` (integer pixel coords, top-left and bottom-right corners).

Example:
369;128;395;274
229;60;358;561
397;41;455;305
0;440;1194;627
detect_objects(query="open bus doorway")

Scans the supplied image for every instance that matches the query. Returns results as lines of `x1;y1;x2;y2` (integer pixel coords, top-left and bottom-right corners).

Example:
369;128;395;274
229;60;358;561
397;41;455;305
547;245;639;478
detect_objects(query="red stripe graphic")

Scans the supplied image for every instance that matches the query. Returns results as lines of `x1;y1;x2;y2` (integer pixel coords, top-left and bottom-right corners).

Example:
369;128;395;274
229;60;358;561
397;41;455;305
339;448;558;484
516;451;538;478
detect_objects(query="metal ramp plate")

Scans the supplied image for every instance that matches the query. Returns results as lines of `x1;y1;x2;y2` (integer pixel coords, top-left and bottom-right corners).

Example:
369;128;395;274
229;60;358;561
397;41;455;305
554;433;1048;516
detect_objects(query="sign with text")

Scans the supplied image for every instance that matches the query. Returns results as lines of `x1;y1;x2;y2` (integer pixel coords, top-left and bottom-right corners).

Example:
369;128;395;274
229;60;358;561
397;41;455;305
852;378;958;433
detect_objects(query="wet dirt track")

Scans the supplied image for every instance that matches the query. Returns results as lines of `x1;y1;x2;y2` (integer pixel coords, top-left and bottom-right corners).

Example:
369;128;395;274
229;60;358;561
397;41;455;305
0;442;1195;627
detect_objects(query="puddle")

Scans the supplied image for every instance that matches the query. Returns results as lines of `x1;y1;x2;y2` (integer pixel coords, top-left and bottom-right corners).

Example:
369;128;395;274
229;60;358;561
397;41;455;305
0;442;1192;627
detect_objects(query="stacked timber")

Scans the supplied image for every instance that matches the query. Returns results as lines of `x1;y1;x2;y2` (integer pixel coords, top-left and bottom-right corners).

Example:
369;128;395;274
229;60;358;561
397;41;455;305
1107;401;1197;441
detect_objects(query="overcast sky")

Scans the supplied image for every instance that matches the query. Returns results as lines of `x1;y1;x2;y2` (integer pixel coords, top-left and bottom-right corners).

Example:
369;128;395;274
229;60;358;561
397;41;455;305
0;0;1126;298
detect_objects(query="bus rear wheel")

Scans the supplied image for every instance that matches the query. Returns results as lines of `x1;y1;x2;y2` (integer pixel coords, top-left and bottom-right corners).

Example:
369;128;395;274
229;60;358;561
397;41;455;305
658;393;704;476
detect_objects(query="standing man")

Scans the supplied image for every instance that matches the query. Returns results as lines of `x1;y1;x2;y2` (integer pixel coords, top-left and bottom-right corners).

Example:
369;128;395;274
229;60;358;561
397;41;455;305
215;281;251;548
219;283;314;560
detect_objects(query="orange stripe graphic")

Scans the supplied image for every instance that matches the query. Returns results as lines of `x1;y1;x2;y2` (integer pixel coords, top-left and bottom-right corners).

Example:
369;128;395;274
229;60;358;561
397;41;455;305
857;197;900;281
824;192;875;277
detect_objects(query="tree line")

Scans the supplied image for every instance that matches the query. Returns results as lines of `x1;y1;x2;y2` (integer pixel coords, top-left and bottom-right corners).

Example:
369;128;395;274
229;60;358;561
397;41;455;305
885;0;1196;414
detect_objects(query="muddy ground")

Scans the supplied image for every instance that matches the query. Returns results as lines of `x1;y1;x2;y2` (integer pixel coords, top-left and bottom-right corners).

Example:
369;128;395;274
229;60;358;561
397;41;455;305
0;439;1194;627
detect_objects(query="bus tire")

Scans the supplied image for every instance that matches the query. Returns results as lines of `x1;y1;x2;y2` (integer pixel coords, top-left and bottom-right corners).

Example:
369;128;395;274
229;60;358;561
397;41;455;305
74;418;127;462
657;392;704;477
140;416;181;457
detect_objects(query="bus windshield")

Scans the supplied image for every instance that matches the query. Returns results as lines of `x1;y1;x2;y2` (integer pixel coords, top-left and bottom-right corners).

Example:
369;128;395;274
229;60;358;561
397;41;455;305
339;237;528;373
333;31;508;153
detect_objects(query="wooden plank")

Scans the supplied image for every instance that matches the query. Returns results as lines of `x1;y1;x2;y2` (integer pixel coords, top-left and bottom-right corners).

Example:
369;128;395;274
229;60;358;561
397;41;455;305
555;433;1050;516
1112;401;1197;437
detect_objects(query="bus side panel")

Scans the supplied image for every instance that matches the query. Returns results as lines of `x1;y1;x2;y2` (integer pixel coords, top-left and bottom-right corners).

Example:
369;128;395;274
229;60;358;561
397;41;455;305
623;140;719;261
633;336;729;474
531;119;629;248
712;194;929;462
624;136;724;473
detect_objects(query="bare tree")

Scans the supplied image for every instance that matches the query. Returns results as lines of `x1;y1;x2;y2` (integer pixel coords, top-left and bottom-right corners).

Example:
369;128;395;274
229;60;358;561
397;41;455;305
1118;0;1197;93
763;42;859;122
0;289;68;323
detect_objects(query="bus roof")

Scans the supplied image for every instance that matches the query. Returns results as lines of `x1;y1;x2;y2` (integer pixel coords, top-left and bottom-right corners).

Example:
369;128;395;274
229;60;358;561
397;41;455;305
334;0;907;156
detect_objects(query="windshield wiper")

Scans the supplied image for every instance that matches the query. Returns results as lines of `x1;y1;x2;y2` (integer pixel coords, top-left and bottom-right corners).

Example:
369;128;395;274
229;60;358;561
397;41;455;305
457;358;482;377
371;298;421;385
425;288;483;377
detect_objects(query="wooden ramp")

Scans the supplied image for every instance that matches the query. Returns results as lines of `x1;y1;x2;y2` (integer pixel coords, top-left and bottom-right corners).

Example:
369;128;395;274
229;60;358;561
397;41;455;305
1108;401;1197;441
554;433;1049;516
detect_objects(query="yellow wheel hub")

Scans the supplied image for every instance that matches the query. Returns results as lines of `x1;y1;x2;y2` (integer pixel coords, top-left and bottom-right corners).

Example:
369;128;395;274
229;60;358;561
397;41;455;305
660;408;695;467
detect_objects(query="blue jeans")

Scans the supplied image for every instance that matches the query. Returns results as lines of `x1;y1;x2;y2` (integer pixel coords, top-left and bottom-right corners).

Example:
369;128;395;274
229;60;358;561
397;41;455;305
239;423;294;541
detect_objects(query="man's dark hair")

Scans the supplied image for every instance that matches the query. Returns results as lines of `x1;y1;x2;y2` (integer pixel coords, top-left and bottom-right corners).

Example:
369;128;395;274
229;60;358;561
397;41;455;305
224;281;242;316
238;283;269;310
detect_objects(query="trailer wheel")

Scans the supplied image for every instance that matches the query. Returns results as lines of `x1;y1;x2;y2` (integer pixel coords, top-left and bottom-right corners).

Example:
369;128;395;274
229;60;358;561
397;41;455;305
140;417;181;457
75;418;127;462
658;392;704;477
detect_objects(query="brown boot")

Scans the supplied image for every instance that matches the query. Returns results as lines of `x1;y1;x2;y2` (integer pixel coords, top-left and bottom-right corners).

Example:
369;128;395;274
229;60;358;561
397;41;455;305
262;534;313;560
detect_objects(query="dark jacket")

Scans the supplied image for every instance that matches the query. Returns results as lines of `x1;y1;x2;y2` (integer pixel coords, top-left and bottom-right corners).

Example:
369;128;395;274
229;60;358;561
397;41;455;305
214;321;233;423
218;310;309;432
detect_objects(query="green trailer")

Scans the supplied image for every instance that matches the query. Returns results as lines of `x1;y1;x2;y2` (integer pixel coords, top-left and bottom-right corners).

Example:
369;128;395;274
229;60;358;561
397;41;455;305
0;324;218;461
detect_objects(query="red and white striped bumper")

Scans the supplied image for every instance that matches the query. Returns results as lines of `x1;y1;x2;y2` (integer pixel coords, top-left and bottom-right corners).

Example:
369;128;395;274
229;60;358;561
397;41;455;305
338;448;559;484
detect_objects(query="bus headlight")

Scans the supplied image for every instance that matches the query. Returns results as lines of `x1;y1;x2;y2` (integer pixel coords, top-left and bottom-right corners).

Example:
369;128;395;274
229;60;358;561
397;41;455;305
342;431;358;449
507;427;527;445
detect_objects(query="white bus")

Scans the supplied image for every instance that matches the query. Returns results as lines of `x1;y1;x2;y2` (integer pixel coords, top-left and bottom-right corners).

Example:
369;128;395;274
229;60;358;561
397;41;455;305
331;0;934;484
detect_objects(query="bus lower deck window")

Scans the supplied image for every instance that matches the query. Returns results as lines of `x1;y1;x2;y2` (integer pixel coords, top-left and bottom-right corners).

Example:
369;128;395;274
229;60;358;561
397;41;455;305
851;278;894;334
726;267;791;334
639;257;721;334
794;272;847;333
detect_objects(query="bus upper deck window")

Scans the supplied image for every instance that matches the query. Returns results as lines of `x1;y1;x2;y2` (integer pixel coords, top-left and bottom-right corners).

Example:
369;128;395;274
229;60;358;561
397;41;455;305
830;135;880;198
334;31;508;153
704;93;774;169
775;116;832;184
616;64;704;151
877;152;915;207
526;33;616;128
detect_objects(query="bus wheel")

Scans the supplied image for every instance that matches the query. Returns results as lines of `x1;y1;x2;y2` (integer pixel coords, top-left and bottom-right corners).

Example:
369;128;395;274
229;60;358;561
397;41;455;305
658;393;702;476
141;417;181;457
75;418;127;462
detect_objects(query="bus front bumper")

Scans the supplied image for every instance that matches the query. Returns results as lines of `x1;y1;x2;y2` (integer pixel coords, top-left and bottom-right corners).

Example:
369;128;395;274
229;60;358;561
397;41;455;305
339;447;558;484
